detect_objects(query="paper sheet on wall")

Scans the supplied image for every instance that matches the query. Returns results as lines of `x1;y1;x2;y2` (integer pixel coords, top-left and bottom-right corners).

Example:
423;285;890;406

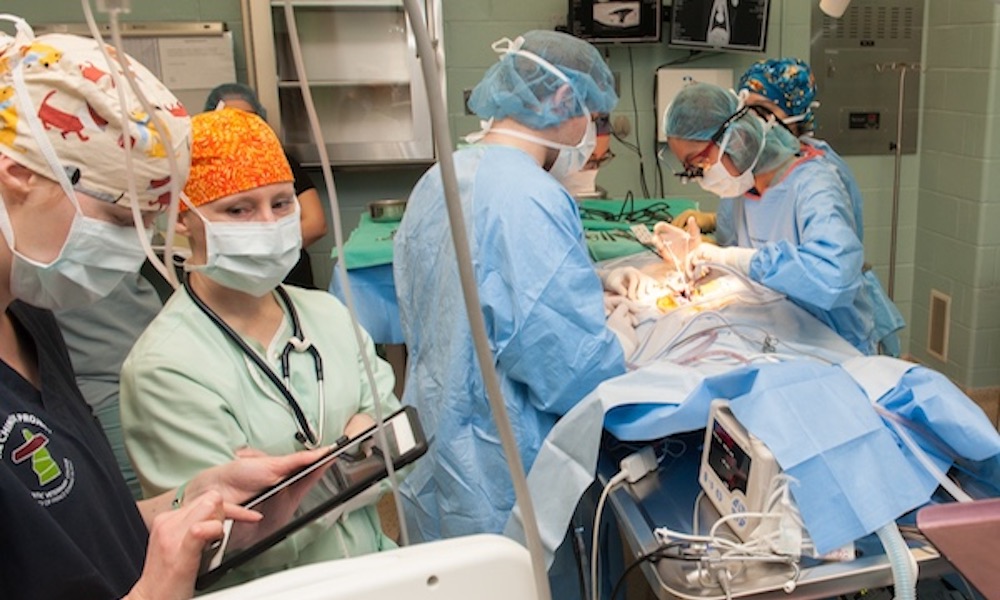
158;32;236;90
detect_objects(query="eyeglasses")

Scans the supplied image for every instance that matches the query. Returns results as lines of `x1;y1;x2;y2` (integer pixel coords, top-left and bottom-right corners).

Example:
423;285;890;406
673;141;717;181
672;106;752;182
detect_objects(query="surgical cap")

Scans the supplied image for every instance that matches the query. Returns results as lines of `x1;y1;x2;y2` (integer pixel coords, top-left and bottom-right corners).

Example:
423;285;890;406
468;30;618;130
738;58;817;133
183;108;292;210
664;82;799;174
203;82;266;120
0;29;191;211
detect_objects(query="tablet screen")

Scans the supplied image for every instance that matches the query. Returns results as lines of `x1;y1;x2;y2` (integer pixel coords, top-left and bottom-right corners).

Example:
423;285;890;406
196;406;426;589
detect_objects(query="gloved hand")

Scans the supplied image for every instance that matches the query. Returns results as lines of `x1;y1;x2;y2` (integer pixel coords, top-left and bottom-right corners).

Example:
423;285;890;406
652;221;696;270
605;297;639;358
686;243;756;280
671;209;717;234
600;266;659;301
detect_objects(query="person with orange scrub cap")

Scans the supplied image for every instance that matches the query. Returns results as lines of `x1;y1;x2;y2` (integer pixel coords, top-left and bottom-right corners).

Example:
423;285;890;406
120;107;400;591
0;18;331;600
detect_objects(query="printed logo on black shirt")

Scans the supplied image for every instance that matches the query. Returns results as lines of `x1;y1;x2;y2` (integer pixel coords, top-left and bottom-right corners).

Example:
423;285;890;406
1;412;75;506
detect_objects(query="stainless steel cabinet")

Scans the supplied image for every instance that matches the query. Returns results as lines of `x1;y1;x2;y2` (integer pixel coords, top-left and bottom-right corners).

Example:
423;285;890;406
246;0;444;166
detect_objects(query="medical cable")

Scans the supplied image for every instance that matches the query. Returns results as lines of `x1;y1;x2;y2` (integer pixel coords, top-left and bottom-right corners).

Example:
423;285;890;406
82;0;183;289
400;3;552;595
608;542;699;600
591;446;659;600
873;404;974;503
281;0;408;544
591;471;627;600
184;277;323;447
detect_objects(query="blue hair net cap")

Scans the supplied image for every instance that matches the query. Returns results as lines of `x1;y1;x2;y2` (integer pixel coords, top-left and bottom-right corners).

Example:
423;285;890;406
665;82;799;173
738;58;817;131
204;82;267;121
467;30;618;130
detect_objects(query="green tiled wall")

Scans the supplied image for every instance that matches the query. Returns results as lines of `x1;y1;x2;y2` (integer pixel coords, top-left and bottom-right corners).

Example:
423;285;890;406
911;0;1000;387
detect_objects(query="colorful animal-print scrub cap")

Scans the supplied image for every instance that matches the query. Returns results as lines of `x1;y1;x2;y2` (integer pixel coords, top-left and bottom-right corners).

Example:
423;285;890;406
0;23;191;212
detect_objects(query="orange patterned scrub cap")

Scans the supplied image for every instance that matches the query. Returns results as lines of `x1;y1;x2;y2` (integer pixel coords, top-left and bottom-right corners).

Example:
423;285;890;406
183;107;293;210
0;27;191;211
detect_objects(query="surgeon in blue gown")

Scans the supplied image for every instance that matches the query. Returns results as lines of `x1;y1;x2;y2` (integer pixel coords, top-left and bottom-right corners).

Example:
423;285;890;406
393;29;625;552
734;58;905;356
663;82;883;355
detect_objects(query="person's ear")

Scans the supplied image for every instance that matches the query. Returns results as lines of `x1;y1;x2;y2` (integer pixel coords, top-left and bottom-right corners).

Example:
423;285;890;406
175;209;194;237
0;156;37;202
550;83;578;120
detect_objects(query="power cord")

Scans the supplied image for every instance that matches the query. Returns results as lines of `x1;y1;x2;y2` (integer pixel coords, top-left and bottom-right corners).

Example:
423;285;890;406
609;542;699;600
591;446;659;600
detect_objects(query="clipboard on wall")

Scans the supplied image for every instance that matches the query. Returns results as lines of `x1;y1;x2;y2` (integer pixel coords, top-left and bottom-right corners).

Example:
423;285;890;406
32;21;236;114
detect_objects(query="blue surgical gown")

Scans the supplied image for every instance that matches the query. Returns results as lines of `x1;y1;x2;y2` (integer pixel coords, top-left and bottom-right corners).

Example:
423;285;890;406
807;138;906;354
715;155;882;354
393;144;626;541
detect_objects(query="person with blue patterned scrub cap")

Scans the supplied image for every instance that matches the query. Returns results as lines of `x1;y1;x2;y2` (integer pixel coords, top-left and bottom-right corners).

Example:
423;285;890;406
392;28;626;581
671;59;905;355
663;81;885;355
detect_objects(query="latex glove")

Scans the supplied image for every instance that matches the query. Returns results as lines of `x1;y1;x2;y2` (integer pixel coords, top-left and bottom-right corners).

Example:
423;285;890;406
686;243;756;279
652;221;696;270
601;266;659;301
671;209;717;234
606;299;638;358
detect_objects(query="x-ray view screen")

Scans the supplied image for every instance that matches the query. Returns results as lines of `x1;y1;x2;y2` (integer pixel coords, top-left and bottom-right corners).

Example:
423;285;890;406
669;0;770;53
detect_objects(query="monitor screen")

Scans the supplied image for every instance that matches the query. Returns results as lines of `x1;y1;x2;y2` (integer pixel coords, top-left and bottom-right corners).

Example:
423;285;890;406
669;0;771;53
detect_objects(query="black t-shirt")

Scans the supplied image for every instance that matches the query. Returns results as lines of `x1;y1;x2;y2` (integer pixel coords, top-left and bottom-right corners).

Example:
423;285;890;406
0;302;148;599
286;152;316;197
284;152;318;289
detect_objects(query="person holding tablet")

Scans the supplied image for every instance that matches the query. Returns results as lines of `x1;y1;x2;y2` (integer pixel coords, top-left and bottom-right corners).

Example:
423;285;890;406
120;107;400;590
0;23;330;600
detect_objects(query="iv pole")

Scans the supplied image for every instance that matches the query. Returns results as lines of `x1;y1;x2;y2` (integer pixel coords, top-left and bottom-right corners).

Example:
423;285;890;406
876;61;920;301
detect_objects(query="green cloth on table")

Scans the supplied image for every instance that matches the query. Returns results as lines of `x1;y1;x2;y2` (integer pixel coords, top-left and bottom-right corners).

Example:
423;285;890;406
335;199;699;267
331;213;400;269
579;198;698;261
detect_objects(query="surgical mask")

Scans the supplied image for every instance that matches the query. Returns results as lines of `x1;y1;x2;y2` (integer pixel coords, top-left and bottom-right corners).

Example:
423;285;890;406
697;118;771;198
548;118;597;183
560;167;600;197
0;196;149;310
185;204;303;297
0;52;149;310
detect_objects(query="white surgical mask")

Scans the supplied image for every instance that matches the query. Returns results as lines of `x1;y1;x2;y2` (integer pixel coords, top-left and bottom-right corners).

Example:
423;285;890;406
0;196;149;310
186;204;303;297
548;118;597;183
0;53;149;310
697;119;771;198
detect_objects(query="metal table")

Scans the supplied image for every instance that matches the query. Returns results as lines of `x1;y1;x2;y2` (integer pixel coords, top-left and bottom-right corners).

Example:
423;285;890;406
599;431;950;599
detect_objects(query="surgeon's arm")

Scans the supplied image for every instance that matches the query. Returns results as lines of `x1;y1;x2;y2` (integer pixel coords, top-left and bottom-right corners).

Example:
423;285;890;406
494;205;625;417
749;175;864;311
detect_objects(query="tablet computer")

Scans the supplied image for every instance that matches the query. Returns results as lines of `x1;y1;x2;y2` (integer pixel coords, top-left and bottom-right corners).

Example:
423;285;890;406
195;406;427;590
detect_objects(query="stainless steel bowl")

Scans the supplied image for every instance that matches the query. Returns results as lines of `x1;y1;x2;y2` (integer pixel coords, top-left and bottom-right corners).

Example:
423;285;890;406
369;199;407;222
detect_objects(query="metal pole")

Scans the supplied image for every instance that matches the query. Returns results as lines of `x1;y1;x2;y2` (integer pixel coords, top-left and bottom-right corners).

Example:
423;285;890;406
880;61;918;301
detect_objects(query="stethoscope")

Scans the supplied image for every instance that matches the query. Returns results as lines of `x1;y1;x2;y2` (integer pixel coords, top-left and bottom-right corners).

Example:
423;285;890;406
185;275;325;448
